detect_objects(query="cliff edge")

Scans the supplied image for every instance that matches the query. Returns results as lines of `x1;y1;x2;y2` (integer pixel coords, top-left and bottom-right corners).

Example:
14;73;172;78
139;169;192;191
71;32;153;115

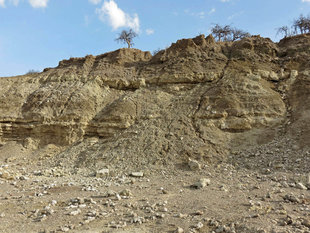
0;34;309;171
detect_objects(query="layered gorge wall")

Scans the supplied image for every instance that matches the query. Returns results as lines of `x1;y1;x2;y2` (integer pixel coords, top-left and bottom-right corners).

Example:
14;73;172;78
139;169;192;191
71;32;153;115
0;34;309;167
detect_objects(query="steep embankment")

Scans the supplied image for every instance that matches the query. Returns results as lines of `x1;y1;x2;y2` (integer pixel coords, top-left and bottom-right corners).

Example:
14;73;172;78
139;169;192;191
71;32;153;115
0;34;309;171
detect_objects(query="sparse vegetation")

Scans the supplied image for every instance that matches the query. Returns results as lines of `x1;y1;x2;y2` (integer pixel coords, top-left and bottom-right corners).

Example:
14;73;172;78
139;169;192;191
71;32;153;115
26;69;40;75
276;14;310;38
152;48;163;56
293;14;310;34
211;24;250;42
276;26;292;38
115;29;138;48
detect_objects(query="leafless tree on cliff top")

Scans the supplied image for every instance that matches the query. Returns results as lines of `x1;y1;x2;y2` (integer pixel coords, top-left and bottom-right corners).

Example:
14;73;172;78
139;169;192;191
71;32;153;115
211;24;250;42
276;26;291;38
276;15;310;39
293;14;310;34
115;29;138;48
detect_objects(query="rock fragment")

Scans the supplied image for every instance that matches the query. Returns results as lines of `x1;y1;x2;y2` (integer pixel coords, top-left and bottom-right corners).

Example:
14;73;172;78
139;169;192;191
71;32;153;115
130;172;144;177
195;222;204;229
302;218;310;228
175;227;184;233
283;193;301;203
296;182;308;190
119;189;132;197
69;209;81;216
188;159;201;170
96;168;109;178
192;178;210;189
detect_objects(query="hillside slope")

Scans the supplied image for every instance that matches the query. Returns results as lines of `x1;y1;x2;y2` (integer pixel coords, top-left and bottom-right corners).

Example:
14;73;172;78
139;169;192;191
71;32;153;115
1;34;309;168
0;34;309;233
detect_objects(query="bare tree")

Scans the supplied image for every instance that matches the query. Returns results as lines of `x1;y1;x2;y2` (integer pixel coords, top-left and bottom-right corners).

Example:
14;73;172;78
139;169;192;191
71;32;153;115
293;14;310;34
276;26;291;38
222;25;233;41
211;24;225;41
276;15;310;39
211;24;250;42
231;28;251;41
305;16;310;33
115;29;138;48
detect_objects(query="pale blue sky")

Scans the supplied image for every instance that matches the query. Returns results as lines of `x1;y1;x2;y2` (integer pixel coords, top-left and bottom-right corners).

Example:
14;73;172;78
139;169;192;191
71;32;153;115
0;0;309;77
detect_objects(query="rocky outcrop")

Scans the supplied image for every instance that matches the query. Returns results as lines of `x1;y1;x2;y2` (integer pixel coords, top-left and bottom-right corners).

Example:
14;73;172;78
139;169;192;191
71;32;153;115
194;73;286;132
0;34;309;159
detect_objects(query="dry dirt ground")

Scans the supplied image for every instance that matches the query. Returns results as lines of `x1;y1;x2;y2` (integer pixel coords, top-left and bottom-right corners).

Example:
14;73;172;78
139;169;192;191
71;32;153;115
0;138;309;233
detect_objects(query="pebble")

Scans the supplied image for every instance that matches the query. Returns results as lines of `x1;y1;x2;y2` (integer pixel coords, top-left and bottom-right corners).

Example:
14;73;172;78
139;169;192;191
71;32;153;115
69;209;81;216
130;172;144;177
302;218;310;228
195;222;204;229
220;185;228;192
84;216;96;224
284;193;301;203
119;189;132;197
175;227;184;233
60;226;70;232
115;193;122;200
188;159;201;170
193;178;210;189
96;168;109;178
19;175;29;181
296;182;307;190
50;200;57;206
194;210;204;215
176;213;187;218
155;213;165;218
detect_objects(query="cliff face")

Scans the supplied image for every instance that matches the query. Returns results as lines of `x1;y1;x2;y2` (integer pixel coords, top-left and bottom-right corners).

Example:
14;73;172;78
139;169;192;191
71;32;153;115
0;34;309;168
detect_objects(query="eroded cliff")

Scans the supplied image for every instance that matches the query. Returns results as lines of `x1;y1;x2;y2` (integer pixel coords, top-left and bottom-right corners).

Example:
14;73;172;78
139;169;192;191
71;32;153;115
0;34;309;170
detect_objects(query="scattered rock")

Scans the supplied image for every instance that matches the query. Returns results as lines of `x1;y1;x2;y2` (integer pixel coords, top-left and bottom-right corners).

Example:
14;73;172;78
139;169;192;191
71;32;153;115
50;200;57;206
119;189;132;197
130;172;144;177
188;159;201;170
96;168;109;178
176;213;187;218
175;227;184;233
302;218;310;228
195;222;204;229
192;178;211;189
19;175;29;181
69;209;81;216
296;182;308;190
59;226;70;232
23;137;38;150
33;170;43;176
283;193;301;203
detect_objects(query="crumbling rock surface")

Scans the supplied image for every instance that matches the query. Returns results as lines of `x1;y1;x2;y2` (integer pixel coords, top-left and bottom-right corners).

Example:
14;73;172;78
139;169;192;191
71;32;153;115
0;34;309;166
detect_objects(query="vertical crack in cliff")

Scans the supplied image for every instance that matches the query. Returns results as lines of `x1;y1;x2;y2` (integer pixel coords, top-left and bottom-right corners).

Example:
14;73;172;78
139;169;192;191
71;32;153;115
190;47;232;143
58;81;81;118
193;48;232;118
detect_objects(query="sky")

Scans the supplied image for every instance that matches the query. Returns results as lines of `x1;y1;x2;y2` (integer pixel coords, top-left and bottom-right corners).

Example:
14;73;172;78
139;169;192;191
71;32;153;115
0;0;310;77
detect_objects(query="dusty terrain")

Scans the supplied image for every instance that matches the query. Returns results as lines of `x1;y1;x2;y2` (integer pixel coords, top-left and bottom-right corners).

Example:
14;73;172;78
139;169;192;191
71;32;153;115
0;34;309;233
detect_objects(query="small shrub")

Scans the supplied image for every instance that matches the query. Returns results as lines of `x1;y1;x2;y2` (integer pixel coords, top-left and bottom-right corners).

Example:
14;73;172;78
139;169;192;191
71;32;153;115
152;48;163;56
26;69;40;75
